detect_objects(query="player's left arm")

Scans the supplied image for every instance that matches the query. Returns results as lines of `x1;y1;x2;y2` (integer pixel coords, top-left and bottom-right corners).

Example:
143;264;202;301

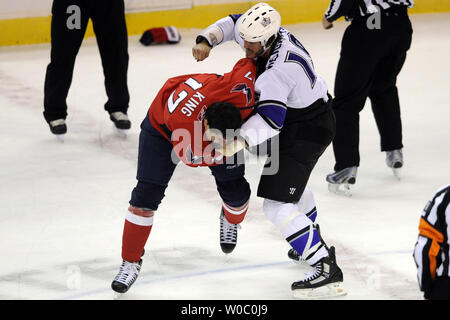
215;137;248;157
239;68;293;147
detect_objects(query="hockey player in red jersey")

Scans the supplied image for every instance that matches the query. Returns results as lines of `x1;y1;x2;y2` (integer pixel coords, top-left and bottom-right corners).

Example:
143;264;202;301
147;59;255;167
111;58;256;294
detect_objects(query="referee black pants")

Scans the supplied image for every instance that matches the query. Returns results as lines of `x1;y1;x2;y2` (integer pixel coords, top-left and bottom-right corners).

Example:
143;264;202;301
43;0;129;123
331;6;412;171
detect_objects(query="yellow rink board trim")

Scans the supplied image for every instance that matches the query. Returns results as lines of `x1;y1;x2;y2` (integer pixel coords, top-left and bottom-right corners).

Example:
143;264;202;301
1;0;449;46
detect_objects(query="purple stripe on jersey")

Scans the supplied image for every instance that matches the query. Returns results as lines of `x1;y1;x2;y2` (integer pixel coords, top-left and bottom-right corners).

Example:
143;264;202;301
257;104;286;129
285;51;316;88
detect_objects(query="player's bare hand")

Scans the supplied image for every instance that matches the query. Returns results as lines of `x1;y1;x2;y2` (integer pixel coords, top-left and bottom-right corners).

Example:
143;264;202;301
192;42;211;61
215;138;246;157
322;16;333;30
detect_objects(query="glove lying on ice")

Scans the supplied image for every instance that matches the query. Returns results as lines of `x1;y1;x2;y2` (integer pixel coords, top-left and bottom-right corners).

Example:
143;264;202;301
139;26;181;45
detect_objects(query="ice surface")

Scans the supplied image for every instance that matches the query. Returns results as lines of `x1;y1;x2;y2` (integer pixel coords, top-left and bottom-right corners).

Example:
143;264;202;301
0;13;449;300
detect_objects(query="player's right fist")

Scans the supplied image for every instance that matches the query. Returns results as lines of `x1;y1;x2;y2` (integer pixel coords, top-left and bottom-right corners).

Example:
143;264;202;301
192;41;211;61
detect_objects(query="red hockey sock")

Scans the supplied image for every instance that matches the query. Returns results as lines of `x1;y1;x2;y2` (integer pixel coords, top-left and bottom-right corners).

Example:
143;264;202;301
222;201;249;225
121;206;154;262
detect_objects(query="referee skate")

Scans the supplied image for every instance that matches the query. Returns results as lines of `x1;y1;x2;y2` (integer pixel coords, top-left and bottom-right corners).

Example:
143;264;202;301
326;167;357;197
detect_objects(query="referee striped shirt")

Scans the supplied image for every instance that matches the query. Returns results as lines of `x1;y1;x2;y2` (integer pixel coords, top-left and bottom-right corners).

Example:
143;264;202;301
325;0;414;22
413;184;450;298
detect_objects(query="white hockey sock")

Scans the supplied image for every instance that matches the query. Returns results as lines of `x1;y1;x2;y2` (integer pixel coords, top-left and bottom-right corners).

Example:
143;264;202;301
297;187;318;223
263;195;327;265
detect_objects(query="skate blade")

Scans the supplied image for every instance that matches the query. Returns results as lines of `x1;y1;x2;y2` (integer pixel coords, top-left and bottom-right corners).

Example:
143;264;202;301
113;291;124;300
392;168;402;180
292;282;347;299
55;134;65;142
113;125;128;138
328;183;353;197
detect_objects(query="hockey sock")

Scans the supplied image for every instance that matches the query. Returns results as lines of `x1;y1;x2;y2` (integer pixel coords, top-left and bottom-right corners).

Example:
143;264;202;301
121;205;154;262
222;201;249;224
297;187;317;223
263;198;328;265
287;223;328;265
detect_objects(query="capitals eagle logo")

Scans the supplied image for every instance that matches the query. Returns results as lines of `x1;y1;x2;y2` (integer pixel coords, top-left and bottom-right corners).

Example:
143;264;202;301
231;83;253;107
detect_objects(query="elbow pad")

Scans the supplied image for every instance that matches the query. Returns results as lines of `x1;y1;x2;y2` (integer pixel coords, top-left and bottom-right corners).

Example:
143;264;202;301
197;25;224;47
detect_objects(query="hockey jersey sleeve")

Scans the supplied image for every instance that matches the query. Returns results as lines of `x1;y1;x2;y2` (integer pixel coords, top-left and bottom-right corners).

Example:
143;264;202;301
324;0;356;22
413;184;450;299
240;67;294;147
196;15;241;47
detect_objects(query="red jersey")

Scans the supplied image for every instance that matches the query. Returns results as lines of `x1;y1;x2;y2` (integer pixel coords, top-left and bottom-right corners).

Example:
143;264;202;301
148;58;256;167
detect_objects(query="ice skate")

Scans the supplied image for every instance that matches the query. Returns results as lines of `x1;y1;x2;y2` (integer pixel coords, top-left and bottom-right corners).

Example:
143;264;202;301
110;112;131;137
48;119;67;141
386;149;403;180
220;209;240;254
111;258;143;295
326;166;357;197
113;124;128;138
291;246;346;299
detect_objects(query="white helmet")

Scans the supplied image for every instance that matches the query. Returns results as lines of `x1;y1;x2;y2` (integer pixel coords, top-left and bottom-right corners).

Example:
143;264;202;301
237;3;281;49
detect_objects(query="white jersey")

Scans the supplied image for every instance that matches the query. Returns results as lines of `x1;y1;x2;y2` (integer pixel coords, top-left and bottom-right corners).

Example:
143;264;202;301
199;15;330;146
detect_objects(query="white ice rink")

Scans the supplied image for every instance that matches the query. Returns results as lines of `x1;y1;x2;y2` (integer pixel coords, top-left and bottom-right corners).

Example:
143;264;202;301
0;13;449;301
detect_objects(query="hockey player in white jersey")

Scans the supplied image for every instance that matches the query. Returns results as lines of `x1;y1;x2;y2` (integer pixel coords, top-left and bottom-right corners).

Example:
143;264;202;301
193;3;346;299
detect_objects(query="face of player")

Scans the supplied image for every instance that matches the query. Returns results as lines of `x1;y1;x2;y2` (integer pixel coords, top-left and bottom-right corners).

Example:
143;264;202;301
243;40;265;59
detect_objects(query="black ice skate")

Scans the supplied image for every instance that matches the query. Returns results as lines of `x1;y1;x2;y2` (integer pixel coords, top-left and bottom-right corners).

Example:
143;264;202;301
220;209;240;254
110;111;131;136
48;119;67;141
291;246;346;299
111;251;144;295
386;149;403;180
326;166;357;197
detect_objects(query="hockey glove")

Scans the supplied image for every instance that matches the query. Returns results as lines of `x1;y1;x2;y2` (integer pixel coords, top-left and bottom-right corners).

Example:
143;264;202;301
140;26;181;46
